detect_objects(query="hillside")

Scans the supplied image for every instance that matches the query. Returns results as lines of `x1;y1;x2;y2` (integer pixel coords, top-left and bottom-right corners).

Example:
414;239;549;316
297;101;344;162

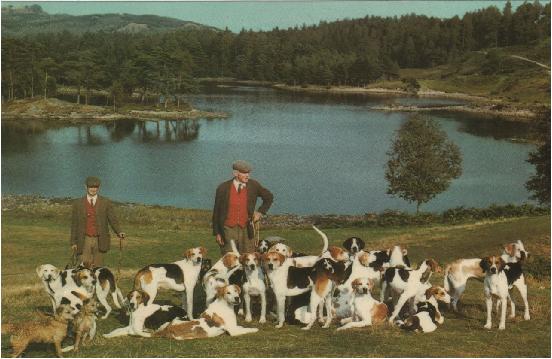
1;5;219;36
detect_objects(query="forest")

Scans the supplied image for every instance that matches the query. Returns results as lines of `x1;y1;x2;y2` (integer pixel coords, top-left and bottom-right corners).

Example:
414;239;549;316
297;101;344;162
1;1;550;103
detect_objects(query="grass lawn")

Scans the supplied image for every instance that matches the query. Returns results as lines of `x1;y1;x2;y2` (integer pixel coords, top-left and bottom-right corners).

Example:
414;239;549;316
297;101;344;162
1;205;550;357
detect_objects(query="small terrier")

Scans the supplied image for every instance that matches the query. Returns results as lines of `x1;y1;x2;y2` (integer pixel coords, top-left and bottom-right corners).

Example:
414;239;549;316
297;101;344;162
2;304;75;358
62;298;99;353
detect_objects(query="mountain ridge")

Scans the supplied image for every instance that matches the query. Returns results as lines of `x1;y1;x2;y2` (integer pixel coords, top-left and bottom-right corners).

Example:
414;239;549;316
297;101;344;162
1;5;220;36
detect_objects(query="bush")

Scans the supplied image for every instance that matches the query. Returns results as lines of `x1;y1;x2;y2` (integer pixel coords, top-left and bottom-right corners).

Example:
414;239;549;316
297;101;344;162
525;255;551;280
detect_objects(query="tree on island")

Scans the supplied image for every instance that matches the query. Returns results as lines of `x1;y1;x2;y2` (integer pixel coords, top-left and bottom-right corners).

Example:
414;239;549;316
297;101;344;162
385;115;463;213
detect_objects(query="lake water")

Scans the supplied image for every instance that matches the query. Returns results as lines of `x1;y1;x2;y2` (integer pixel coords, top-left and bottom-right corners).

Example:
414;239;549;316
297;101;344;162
1;86;536;214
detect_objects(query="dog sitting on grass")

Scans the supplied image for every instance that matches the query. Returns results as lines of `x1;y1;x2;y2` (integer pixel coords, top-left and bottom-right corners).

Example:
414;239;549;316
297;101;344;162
2;303;75;358
62;298;99;353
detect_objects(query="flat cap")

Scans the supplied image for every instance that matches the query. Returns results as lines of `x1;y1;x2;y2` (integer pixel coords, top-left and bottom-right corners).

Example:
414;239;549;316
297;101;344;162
85;176;101;187
232;160;252;173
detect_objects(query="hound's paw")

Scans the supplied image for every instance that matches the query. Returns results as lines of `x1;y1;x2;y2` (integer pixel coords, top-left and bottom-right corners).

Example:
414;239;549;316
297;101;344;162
245;316;252;323
498;324;505;330
259;317;266;324
275;323;284;329
524;313;530;321
484;323;492;330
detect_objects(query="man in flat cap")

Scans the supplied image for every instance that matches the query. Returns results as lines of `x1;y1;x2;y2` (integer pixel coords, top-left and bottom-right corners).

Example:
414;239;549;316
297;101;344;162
213;160;273;254
70;176;126;267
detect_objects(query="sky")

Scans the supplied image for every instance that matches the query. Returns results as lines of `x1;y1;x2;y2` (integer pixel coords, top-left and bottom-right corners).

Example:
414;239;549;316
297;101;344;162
3;1;546;32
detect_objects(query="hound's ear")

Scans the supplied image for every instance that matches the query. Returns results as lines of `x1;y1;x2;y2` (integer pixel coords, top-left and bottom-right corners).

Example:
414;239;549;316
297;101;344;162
141;291;150;306
288;248;293;257
36;265;44;276
277;252;286;265
504;243;515;257
343;238;352;249
402;248;408;256
425;287;436;300
222;253;236;268
234;285;241;295
72;271;80;286
366;279;375;290
184;248;194;259
498;257;506;271
199;247;207;256
216;286;227;299
239;254;248;265
479;257;491;273
254;252;262;261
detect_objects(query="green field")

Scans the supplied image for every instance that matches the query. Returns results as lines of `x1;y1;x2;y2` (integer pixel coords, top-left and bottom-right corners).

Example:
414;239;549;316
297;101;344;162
1;202;550;357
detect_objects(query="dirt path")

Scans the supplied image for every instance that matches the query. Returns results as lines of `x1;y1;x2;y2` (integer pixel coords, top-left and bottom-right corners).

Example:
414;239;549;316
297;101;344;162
509;55;551;71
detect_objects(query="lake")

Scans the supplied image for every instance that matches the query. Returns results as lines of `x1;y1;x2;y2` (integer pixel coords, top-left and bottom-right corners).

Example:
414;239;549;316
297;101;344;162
1;86;536;214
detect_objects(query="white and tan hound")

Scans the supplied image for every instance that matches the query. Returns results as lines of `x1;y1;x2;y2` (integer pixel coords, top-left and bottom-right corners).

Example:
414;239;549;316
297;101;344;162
337;278;388;331
154;285;258;339
134;246;206;319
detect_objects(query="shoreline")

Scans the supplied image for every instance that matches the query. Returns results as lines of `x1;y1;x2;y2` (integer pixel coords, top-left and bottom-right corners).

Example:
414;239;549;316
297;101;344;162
272;84;543;121
2;194;547;230
198;78;546;121
1;98;228;124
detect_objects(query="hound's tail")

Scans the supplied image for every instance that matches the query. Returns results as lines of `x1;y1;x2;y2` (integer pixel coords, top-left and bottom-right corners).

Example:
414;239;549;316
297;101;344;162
312;225;329;255
230;239;239;255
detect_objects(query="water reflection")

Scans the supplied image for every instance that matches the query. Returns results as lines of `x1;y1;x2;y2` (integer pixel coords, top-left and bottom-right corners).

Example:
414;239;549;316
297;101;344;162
1;121;47;153
439;112;535;142
135;120;200;143
2;119;202;149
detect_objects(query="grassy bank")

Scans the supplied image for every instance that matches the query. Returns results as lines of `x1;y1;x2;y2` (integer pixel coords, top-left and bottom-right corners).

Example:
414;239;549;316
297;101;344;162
1;198;550;357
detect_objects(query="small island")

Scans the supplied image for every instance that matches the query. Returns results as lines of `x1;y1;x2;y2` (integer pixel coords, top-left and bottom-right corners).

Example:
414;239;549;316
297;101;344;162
1;97;228;124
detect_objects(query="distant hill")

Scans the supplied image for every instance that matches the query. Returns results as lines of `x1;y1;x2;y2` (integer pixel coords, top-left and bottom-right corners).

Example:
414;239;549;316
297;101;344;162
1;4;219;36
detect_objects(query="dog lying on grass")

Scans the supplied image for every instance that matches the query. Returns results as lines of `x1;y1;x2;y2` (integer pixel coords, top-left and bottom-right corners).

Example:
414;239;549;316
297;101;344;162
154;284;258;340
2;303;75;358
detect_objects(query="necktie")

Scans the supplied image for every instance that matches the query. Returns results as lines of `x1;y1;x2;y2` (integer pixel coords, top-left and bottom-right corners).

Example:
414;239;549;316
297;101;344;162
238;184;242;194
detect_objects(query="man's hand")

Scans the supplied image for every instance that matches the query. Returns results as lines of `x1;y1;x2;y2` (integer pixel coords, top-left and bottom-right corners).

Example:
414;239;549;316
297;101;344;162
118;233;126;239
253;211;264;223
216;234;224;246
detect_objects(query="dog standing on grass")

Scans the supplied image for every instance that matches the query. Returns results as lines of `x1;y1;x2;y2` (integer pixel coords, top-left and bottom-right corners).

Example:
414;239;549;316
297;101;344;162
2;304;75;358
62;298;99;353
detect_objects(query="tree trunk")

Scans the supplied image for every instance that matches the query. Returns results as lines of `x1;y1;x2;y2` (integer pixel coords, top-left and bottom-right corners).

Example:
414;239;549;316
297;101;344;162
77;85;81;105
416;202;421;214
30;71;34;98
44;70;48;99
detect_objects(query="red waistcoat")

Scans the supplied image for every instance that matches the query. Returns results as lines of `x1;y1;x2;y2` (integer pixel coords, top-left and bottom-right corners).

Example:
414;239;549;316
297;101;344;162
224;185;248;228
85;198;98;237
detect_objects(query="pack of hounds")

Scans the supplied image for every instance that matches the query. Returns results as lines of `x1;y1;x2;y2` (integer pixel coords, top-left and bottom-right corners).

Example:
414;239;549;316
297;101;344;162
4;226;530;357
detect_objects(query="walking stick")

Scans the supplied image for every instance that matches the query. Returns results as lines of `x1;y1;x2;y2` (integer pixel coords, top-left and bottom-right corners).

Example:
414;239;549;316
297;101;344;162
254;220;261;247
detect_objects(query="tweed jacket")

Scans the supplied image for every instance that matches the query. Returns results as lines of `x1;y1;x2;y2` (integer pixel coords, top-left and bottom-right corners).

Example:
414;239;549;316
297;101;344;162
70;195;122;253
212;179;274;240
